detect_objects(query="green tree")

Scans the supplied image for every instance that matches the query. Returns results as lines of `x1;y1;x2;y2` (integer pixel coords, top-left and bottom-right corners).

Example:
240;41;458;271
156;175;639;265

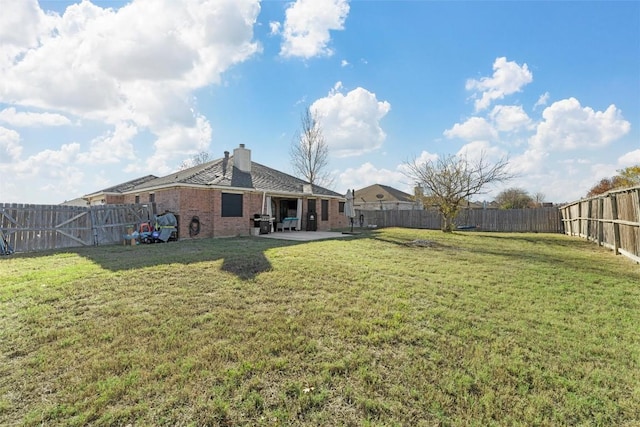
495;187;534;209
586;165;640;197
403;153;512;232
617;165;640;187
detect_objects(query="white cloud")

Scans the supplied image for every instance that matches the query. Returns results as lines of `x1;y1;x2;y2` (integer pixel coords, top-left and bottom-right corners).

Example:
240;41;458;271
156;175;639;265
444;117;497;141
337;162;408;194
155;115;212;154
0;0;260;171
396;150;439;177
341;59;349;67
127;114;213;174
0;0;261;186
466;57;533;111
530;97;630;151
415;150;440;165
0;108;71;127
534;92;550;110
508;148;549;175
311;83;391;157
0;126;23;161
618;149;640;166
269;21;281;35
279;0;350;59
11;142;82;177
0;0;48;49
3;0;261;114
456;141;507;163
489;105;532;132
77;123;138;164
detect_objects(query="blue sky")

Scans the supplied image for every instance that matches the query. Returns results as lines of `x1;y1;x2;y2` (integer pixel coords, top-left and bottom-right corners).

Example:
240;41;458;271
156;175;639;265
1;0;638;205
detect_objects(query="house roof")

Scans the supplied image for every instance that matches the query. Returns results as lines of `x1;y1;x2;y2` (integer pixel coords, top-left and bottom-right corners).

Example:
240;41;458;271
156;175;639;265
60;197;89;207
86;154;343;198
355;184;414;203
85;174;158;197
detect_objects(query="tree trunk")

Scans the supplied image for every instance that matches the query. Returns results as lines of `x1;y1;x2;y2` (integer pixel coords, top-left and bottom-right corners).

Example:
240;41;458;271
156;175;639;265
442;214;455;232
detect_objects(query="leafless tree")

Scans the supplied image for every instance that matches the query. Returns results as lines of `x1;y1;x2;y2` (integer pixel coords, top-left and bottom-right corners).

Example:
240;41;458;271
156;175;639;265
290;107;332;187
179;151;211;170
533;192;546;207
404;153;512;232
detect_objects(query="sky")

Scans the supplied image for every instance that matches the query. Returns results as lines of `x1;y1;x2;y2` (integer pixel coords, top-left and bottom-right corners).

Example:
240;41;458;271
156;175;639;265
0;0;638;205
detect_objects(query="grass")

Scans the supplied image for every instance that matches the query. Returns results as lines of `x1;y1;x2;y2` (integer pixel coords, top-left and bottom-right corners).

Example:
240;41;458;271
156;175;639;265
1;228;639;426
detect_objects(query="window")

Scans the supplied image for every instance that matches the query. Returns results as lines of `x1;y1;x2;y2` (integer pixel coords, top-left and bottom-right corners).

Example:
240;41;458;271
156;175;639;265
222;193;243;217
321;199;329;221
339;202;345;214
149;193;155;203
135;195;140;204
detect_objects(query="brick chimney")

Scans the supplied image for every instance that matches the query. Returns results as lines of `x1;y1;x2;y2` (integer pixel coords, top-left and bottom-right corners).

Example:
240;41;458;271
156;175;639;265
233;144;251;173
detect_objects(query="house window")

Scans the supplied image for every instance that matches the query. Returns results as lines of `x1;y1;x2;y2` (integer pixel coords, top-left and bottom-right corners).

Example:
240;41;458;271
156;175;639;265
321;199;329;221
149;193;155;203
339;202;345;214
222;193;243;217
135;195;140;204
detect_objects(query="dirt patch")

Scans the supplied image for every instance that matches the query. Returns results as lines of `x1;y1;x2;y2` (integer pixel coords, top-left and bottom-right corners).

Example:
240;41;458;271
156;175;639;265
405;239;440;248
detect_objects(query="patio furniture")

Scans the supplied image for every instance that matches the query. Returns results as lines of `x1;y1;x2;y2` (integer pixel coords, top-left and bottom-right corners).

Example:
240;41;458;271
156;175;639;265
277;217;298;231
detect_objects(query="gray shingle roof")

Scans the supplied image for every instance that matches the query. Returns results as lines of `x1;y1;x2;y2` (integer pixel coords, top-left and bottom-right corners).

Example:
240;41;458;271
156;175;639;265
124;156;343;197
91;174;158;195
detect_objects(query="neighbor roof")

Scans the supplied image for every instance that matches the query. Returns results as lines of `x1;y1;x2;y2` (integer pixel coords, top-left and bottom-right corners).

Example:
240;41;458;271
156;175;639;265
355;184;414;203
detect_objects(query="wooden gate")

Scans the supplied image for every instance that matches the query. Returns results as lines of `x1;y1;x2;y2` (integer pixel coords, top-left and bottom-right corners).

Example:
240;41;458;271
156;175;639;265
0;203;156;253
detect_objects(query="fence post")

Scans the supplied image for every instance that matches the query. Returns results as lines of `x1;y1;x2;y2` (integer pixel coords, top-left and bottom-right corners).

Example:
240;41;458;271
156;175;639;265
577;201;582;237
610;194;620;255
90;207;99;246
597;197;604;246
586;199;592;241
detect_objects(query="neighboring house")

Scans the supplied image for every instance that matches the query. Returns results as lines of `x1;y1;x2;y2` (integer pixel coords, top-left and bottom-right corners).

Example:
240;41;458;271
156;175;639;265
354;184;423;211
60;197;89;207
83;144;348;238
84;175;159;205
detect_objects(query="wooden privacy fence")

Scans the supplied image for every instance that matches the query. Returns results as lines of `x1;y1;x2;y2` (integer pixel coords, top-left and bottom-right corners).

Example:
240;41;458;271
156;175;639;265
0;203;156;253
560;186;640;263
358;207;563;233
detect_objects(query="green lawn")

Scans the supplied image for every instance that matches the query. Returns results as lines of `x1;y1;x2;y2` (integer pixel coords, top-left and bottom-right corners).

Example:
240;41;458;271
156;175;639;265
1;228;639;426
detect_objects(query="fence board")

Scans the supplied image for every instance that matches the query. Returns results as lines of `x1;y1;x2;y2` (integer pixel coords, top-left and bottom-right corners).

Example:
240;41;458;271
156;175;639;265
560;186;640;263
0;203;155;253
356;207;563;233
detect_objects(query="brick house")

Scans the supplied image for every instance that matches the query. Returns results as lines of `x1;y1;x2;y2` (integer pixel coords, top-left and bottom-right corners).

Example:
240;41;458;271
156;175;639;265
83;144;348;238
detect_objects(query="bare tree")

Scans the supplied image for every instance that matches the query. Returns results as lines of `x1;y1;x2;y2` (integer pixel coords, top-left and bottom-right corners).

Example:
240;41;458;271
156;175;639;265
290;107;332;187
533;192;546;207
404;153;512;232
179;151;211;170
